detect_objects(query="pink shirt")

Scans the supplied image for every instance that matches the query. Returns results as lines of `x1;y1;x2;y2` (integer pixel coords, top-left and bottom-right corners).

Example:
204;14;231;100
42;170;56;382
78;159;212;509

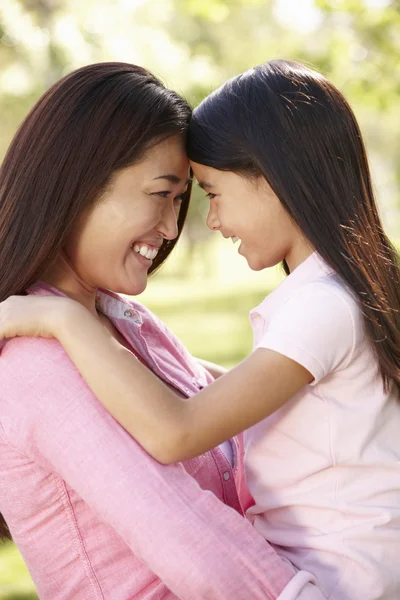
247;252;400;599
0;282;319;600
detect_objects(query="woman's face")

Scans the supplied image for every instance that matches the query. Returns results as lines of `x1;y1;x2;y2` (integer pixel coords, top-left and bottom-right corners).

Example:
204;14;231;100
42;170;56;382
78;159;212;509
63;135;190;296
190;162;310;272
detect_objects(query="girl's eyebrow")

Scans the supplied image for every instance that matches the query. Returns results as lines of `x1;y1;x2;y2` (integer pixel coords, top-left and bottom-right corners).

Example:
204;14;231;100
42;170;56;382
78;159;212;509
197;180;214;190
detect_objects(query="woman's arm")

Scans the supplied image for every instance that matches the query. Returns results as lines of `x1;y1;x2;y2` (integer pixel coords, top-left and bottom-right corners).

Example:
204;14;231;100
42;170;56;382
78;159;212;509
2;335;297;600
0;295;311;463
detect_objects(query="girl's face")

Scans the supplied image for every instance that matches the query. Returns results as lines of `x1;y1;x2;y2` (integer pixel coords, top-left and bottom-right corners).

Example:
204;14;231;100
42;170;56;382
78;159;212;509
190;162;311;272
59;135;190;297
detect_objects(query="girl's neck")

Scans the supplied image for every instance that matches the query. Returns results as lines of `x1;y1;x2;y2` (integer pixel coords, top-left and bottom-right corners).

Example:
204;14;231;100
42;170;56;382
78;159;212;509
285;238;315;273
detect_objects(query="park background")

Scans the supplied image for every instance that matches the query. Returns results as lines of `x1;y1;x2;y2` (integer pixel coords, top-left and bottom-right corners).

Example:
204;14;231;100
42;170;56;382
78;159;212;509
0;0;399;597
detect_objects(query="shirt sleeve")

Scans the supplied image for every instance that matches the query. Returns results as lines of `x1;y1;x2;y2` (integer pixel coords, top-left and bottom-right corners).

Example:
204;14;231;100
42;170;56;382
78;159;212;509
277;571;327;600
256;283;359;385
10;337;295;600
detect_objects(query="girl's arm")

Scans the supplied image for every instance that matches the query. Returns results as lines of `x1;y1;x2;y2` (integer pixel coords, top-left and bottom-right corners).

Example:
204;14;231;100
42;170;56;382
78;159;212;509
195;357;228;379
0;295;311;463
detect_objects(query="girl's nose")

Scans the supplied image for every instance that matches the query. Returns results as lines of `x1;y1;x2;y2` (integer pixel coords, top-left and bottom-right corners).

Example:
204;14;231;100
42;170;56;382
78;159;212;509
206;202;220;231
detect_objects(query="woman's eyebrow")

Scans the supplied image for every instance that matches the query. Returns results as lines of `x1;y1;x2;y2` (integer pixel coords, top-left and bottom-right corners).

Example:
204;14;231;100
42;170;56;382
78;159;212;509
153;174;192;185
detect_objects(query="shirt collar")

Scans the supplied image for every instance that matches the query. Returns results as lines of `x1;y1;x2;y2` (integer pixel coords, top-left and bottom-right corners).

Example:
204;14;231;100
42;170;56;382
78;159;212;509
27;281;142;324
250;252;334;323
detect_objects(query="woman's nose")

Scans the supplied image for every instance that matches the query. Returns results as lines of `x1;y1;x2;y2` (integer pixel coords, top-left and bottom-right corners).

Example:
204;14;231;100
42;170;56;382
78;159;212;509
158;204;179;240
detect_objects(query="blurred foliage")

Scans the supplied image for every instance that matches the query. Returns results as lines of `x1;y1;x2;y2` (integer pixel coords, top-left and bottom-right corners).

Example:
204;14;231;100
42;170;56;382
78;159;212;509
1;0;400;235
0;540;38;599
0;0;400;597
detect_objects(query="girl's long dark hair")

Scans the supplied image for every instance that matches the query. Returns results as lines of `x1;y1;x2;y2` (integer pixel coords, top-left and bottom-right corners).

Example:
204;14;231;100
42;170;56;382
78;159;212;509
0;62;192;539
188;59;400;395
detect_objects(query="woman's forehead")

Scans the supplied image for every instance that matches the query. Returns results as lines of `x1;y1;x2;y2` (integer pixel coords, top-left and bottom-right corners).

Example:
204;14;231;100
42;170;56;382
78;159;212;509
139;136;190;179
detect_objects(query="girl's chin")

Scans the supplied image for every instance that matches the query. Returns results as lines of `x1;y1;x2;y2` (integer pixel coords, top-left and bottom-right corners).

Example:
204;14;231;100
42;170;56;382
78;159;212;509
245;255;266;272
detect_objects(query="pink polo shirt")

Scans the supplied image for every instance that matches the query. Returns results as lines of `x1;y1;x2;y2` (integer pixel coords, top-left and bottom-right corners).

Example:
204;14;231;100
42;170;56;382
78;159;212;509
247;252;400;599
0;282;321;600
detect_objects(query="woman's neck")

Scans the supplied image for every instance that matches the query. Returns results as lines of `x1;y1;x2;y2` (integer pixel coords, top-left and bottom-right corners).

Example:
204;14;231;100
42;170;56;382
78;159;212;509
40;254;98;317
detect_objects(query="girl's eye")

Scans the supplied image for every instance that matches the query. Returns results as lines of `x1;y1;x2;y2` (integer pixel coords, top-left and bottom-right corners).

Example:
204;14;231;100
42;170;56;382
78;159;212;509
206;192;217;200
173;196;184;214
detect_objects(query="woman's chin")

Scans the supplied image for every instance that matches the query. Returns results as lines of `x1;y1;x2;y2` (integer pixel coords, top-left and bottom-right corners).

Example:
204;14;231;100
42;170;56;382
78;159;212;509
126;280;148;297
110;275;148;298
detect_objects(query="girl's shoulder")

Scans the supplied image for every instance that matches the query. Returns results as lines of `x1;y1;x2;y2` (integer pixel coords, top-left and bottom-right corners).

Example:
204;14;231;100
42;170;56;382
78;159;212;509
257;275;366;384
288;273;362;327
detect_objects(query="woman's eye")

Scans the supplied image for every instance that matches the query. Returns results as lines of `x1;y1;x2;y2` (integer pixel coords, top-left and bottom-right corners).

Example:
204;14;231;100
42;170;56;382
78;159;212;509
152;191;171;198
206;192;217;200
152;191;186;200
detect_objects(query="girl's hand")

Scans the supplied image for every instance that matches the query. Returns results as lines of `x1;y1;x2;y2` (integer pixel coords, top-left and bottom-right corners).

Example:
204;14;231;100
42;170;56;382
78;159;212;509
0;295;83;342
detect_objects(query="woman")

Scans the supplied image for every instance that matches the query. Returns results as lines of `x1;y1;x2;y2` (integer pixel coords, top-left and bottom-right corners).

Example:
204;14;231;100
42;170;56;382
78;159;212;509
0;62;321;599
6;60;400;599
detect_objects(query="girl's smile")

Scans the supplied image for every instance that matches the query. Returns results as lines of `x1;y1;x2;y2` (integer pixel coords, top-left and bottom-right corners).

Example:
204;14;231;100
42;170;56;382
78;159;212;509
190;161;312;273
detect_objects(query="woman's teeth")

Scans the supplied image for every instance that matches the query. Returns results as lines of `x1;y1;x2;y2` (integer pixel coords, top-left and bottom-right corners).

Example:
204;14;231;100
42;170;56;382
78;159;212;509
132;244;159;260
231;236;239;244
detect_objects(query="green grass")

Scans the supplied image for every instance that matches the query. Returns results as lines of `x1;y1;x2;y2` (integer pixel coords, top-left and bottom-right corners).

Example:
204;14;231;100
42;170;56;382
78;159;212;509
0;541;38;599
142;284;271;367
0;239;280;597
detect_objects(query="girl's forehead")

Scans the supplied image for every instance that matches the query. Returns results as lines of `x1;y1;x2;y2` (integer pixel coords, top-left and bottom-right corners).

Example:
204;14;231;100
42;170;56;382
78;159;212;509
190;163;249;189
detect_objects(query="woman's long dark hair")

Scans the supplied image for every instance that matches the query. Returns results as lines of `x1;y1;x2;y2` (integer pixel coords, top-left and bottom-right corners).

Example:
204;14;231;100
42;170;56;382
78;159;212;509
188;59;400;395
0;62;192;539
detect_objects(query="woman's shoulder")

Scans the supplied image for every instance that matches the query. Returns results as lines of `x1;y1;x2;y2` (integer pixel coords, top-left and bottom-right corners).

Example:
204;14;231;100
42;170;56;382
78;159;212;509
0;335;109;450
0;336;83;388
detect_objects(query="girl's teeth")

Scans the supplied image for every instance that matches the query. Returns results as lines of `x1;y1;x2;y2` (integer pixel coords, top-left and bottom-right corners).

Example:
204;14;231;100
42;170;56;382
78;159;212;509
231;236;239;244
139;245;149;257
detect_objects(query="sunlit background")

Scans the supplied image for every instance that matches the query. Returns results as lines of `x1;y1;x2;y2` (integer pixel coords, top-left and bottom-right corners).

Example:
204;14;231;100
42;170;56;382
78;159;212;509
1;0;399;597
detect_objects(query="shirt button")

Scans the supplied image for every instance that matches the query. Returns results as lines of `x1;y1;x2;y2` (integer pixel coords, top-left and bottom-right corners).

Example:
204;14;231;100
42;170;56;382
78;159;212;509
223;472;230;481
124;309;133;318
184;387;190;394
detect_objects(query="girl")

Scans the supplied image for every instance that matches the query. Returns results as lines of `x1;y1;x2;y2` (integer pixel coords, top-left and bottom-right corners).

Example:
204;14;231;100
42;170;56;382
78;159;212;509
3;59;400;598
0;61;322;600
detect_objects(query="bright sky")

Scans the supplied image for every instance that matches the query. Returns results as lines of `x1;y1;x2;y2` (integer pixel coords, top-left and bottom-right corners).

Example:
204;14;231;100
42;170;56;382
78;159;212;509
274;0;322;33
274;0;391;33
